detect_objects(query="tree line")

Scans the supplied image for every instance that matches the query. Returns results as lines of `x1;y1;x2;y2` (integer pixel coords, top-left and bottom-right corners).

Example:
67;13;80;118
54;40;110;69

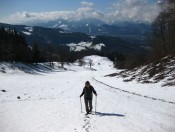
0;27;100;66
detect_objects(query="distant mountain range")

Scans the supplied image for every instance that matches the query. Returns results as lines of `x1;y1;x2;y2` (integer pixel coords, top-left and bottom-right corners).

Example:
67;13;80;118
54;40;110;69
0;20;150;54
0;23;91;46
31;19;151;37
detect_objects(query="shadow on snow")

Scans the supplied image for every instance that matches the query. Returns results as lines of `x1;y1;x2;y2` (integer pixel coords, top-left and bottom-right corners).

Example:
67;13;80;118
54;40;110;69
95;112;125;117
0;62;67;75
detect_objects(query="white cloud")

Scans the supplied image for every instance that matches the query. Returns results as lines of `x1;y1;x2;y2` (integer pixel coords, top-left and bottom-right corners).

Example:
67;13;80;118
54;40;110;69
22;12;31;18
77;7;93;13
81;1;94;7
92;11;104;19
0;0;161;25
109;0;161;23
2;11;77;24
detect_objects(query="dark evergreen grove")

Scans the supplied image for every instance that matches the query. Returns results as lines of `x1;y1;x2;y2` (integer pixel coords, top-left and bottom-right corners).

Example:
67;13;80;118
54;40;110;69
0;27;52;63
0;27;32;62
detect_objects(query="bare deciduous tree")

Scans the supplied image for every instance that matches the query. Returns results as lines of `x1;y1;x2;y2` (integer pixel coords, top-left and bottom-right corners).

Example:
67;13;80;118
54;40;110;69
151;0;175;58
78;59;85;67
88;59;93;68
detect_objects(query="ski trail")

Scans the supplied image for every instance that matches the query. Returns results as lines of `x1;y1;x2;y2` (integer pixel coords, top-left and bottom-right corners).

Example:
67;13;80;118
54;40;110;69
89;74;175;132
93;77;175;105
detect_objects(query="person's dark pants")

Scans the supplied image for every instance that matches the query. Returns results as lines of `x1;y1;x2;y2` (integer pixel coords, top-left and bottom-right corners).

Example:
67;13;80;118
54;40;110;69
84;98;92;114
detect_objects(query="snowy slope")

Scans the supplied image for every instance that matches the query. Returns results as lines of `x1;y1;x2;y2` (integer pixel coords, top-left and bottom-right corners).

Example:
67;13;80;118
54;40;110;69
0;55;175;132
0;62;65;74
110;56;175;87
67;42;105;52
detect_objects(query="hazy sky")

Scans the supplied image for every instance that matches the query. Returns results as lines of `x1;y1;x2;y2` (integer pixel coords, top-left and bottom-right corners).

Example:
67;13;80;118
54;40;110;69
0;0;161;24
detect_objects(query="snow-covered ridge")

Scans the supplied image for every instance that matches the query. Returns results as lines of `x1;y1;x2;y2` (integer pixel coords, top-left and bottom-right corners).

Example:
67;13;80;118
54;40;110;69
58;24;69;30
67;41;105;51
107;56;175;87
25;27;33;32
22;27;34;35
22;31;32;35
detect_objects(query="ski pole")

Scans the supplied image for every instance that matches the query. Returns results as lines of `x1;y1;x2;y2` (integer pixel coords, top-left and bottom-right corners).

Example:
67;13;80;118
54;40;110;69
95;95;97;114
80;97;83;113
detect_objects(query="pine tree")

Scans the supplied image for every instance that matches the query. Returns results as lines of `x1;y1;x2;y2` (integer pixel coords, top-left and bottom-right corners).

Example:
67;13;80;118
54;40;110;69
32;43;40;65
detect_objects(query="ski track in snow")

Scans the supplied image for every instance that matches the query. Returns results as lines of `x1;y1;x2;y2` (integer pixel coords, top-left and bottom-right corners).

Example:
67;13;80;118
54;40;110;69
0;55;175;132
92;78;175;105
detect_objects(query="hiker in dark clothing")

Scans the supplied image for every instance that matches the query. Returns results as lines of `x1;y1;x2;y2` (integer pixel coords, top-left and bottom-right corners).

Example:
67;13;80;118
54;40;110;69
80;81;97;115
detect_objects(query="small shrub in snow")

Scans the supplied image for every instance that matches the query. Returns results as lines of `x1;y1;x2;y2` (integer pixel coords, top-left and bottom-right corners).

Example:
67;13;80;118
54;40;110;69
1;90;6;92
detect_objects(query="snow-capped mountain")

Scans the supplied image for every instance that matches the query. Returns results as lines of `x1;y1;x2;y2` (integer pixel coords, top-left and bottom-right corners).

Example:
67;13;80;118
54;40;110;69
0;22;148;54
31;19;151;37
0;23;91;48
28;19;150;49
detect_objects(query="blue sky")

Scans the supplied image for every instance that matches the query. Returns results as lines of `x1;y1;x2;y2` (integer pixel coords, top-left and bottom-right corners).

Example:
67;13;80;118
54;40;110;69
1;0;114;16
0;0;161;24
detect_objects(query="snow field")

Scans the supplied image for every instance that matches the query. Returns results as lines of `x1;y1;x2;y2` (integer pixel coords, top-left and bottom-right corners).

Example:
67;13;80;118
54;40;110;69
0;55;175;132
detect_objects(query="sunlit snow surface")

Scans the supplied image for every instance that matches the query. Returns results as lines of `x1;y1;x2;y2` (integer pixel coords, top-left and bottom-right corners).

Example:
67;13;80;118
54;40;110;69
0;55;175;132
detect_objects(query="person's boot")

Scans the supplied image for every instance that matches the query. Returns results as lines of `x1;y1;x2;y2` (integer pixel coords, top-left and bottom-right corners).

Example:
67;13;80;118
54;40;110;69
89;108;92;113
86;109;89;115
86;111;89;115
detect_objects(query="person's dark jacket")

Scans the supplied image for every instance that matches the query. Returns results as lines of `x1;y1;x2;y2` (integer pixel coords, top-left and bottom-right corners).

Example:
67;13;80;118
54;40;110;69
80;86;97;99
